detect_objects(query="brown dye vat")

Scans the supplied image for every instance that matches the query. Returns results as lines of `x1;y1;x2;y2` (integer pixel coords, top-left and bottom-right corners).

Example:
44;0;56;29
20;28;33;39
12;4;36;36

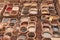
27;38;35;40
41;15;50;21
43;38;51;40
5;32;12;36
2;23;8;27
49;6;54;10
12;29;19;36
53;32;60;38
11;11;17;16
29;22;35;25
4;12;10;14
27;32;36;38
43;26;50;31
42;20;50;24
51;20;58;24
9;23;15;26
11;11;17;14
49;9;55;13
47;1;53;4
42;0;53;4
0;25;5;31
41;10;49;13
21;22;28;26
11;36;17;40
22;10;29;15
58;18;60;22
30;16;37;21
29;22;36;27
3;12;10;16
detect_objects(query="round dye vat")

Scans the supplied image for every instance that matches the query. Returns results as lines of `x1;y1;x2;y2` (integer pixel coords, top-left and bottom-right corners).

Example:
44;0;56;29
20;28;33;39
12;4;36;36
42;32;52;38
6;7;12;11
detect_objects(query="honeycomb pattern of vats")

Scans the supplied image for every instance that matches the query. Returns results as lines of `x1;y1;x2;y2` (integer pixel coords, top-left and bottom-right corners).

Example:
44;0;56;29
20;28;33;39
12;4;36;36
0;0;60;40
41;0;60;40
0;17;37;40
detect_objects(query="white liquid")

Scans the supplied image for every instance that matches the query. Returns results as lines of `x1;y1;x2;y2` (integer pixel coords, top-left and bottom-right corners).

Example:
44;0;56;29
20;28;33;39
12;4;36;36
28;27;36;32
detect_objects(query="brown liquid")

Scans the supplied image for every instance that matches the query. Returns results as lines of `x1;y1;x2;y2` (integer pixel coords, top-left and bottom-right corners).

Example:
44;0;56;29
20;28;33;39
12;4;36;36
21;22;28;26
43;38;51;40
